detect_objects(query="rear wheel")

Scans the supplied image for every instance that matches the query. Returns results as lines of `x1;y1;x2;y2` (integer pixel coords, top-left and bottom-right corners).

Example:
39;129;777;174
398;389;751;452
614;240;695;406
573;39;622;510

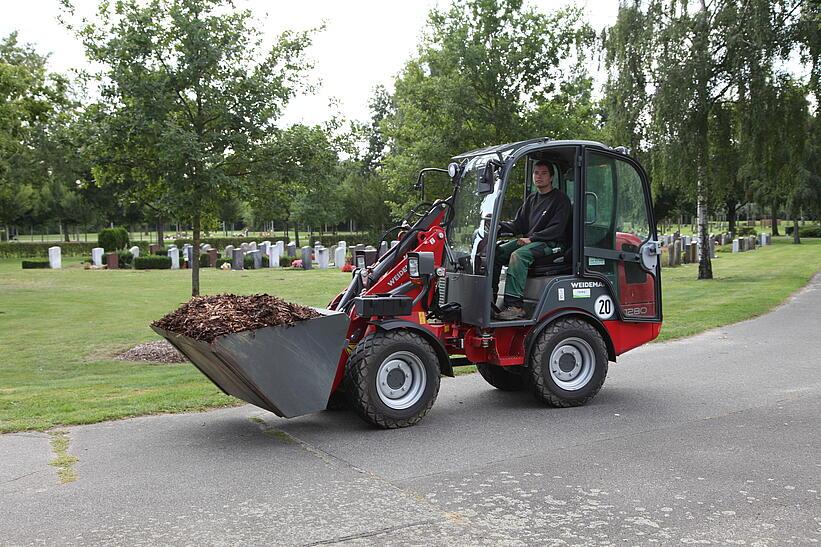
529;318;608;407
346;330;441;428
476;363;527;391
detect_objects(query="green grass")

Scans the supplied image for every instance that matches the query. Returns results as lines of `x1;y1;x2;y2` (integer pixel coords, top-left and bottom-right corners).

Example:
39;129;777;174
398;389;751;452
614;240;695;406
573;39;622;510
656;238;820;341
0;238;818;432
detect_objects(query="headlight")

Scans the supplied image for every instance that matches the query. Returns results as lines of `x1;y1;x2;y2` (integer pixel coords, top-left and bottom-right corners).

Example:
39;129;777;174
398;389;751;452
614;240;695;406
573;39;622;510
448;162;459;178
408;256;420;278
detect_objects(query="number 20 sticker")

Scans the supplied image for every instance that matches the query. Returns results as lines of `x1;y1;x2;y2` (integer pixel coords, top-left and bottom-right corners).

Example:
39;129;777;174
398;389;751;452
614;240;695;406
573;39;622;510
594;295;614;319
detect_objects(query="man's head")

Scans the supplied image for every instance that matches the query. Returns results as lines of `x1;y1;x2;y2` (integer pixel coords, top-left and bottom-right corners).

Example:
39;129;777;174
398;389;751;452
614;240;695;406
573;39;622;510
533;160;554;194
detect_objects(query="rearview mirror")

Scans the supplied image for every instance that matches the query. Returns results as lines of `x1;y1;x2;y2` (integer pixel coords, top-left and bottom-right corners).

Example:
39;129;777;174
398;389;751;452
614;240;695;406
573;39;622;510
477;162;495;195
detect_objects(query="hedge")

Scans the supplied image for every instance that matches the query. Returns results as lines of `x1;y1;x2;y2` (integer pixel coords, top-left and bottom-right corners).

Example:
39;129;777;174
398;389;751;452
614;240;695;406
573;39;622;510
21;259;50;269
0;242;151;259
243;254;270;269
134;255;172;269
171;234;374;251
785;225;821;238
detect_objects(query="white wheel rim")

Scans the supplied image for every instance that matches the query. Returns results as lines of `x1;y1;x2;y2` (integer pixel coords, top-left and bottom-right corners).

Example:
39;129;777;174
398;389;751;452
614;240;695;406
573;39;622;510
376;351;427;410
548;337;595;391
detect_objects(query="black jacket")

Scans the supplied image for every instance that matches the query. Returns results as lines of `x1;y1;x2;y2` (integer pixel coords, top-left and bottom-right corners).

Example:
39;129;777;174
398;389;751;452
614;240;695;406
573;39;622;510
501;189;571;246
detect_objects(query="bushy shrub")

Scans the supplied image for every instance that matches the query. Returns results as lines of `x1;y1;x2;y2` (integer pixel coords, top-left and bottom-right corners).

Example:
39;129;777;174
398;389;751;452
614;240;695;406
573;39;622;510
155;248;168;256
216;257;232;268
134;255;172;269
21;259;50;269
199;254;211;268
736;226;757;237
98;227;130;251
786;225;821;237
280;255;296;267
801;225;821;237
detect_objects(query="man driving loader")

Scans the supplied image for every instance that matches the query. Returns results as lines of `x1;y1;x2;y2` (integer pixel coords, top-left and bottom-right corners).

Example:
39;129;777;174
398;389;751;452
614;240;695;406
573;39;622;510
492;160;571;320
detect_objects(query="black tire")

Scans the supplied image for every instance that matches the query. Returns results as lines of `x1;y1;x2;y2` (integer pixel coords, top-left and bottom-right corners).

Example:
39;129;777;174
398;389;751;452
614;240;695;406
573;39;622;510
529;318;608;407
476;363;527;391
345;330;441;429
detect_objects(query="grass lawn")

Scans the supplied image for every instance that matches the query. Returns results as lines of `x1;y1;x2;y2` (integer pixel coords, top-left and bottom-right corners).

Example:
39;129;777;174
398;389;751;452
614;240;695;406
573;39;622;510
0;237;818;432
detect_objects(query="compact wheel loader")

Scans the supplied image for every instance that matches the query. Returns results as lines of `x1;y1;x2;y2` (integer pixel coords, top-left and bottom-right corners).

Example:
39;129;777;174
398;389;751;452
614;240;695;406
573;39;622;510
154;138;663;428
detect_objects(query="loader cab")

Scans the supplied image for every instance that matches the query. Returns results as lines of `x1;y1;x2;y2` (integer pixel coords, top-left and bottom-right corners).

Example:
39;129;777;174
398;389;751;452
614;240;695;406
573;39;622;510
444;139;662;329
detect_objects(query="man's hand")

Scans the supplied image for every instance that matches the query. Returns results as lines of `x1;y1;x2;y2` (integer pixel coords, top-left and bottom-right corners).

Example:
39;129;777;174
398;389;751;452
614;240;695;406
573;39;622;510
517;237;531;246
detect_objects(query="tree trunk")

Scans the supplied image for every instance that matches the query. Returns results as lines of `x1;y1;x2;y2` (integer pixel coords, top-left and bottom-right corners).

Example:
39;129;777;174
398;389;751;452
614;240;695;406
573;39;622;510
62;221;70;242
294;223;300;247
726;200;737;237
771;204;779;236
2;224;8;241
156;216;164;247
192;213;201;297
792;217;800;244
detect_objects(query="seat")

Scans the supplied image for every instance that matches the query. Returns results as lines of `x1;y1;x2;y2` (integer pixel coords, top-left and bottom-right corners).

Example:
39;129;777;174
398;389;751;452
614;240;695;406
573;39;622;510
529;246;572;276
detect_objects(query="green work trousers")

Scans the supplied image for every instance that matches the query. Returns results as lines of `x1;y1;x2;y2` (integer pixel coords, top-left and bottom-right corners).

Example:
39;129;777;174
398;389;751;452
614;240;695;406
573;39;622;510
492;240;555;306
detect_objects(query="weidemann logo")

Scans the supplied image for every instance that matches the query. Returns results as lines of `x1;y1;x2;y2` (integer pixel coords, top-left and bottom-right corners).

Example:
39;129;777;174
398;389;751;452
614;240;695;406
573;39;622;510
386;265;408;287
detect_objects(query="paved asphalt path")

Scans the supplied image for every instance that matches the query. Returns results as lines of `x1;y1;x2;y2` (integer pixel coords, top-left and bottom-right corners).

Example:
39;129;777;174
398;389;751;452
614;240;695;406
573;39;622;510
2;275;820;546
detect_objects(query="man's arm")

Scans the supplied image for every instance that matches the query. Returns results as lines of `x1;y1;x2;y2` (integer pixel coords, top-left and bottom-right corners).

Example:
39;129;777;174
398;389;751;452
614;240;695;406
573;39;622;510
501;200;529;235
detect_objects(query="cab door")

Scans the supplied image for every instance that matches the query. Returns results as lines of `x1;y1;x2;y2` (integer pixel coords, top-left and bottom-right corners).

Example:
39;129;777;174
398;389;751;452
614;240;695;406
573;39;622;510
582;149;661;322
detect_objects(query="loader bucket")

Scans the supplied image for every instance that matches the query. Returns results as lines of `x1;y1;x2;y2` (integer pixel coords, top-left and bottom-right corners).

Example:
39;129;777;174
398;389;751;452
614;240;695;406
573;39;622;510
151;307;350;418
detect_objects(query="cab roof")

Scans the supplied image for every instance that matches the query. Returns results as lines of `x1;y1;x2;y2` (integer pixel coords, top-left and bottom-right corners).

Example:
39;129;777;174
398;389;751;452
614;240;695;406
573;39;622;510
451;137;623;160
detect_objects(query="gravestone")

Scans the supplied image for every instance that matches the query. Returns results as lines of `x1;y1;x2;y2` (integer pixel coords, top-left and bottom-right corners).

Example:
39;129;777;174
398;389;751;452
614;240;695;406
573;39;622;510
673;240;682;265
207;248;218;268
354;244;366;255
201;243;211;252
149;243;161;254
249;242;257;251
259;242;269;258
709;238;717;259
364;246;378;267
732;238;741;253
106;252;119;270
275;240;284;256
391;240;399;249
91;247;104;267
231;248;244;270
224;245;234;260
48;246;61;269
317;247;330;269
337;240;347;250
689;242;698;263
286;242;296;256
300;246;313;270
267;244;281;268
246;249;262;269
335;246;346;270
241;242;249;253
378;241;388;258
168;247;180;269
329;245;337;264
130;246;140;259
184;245;194;265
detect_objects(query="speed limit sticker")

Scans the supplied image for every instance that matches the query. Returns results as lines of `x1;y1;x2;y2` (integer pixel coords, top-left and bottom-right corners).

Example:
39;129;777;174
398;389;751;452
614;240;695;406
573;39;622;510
594;295;614;319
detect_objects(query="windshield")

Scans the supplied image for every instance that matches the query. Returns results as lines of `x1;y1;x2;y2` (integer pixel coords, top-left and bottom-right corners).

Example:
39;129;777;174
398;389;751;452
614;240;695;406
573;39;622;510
448;154;502;264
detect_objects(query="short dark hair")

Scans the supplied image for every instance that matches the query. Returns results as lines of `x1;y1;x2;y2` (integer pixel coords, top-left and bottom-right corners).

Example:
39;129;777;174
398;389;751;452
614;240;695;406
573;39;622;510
533;160;553;174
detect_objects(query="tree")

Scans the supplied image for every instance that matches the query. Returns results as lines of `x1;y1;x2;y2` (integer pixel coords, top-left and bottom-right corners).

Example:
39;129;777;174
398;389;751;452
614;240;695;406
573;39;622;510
75;0;314;295
0;33;69;240
381;0;596;211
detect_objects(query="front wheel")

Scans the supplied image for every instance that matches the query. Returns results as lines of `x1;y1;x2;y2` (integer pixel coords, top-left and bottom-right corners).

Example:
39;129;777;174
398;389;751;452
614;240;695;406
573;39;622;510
529;318;608;407
345;330;441;428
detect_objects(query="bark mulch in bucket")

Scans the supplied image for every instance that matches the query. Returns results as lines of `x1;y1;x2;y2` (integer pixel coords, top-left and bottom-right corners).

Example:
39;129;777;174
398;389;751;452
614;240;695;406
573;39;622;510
152;294;321;343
